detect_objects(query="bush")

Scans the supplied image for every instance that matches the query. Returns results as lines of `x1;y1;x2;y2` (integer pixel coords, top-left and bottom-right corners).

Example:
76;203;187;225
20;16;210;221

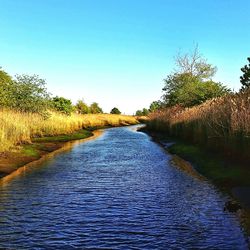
0;68;13;107
75;100;90;114
52;96;74;115
89;102;103;114
110;107;121;114
136;108;149;116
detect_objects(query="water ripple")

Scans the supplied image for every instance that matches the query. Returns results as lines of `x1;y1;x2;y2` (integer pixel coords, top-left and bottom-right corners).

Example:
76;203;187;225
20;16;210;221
0;125;248;249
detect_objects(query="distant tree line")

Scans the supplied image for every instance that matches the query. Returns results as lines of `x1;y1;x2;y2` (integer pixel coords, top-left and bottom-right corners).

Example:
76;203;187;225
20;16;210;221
0;68;111;116
135;101;164;116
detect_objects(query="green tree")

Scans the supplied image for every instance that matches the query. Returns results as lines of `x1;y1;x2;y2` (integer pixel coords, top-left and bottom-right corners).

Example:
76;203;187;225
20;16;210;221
52;96;73;115
75;99;89;114
110;107;121;114
149;100;163;112
162;48;230;107
0;68;12;85
89;102;103;114
240;57;250;90
11;74;51;113
135;108;149;116
142;108;149;116
0;68;12;107
135;110;143;116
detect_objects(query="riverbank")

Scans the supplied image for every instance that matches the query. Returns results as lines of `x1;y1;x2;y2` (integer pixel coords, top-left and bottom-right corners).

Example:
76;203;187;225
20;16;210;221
0;129;104;185
0;110;139;152
0;125;247;249
0;129;92;178
140;127;250;235
0;113;139;178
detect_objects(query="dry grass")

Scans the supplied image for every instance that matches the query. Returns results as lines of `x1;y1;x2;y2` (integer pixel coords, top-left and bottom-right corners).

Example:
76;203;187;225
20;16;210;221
0;110;138;152
148;90;250;162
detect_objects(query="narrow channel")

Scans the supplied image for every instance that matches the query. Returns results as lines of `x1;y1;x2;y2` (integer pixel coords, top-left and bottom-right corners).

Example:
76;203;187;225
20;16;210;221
0;125;248;249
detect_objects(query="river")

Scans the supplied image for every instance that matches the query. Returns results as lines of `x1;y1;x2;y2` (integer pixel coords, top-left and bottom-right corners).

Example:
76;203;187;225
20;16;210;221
0;125;248;249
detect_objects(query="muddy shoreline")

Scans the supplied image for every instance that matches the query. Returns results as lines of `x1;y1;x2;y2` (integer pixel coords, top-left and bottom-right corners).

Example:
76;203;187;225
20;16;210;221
0;130;103;181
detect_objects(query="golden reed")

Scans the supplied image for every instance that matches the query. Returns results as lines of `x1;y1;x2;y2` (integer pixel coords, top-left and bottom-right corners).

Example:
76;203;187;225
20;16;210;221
148;90;250;163
0;110;138;152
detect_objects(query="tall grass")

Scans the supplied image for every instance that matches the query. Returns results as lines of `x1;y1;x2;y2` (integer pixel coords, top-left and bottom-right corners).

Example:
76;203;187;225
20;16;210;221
147;90;250;163
0;110;138;152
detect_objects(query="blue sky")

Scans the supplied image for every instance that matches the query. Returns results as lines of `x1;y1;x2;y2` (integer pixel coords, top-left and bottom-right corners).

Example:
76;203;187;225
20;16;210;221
1;0;249;114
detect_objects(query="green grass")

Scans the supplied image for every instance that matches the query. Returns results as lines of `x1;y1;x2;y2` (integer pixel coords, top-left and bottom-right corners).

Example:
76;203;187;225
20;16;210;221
21;145;40;158
32;129;93;143
168;142;250;188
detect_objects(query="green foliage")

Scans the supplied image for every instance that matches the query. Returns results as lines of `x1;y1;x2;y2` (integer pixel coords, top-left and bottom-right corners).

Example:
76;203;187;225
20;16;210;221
89;102;103;114
52;96;73;115
240;57;250;90
75;99;89;114
0;73;51;113
135;108;149;116
0;68;12;83
149;100;163;112
135;110;143;116
12;74;51;113
33;129;93;142
142;108;149;116
163;74;230;107
162;48;231;107
0;68;13;107
110;107;121;114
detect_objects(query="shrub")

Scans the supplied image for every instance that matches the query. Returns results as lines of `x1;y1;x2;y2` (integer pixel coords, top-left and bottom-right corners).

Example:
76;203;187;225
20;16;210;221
75;100;90;114
89;102;103;114
52;96;74;115
110;107;121;114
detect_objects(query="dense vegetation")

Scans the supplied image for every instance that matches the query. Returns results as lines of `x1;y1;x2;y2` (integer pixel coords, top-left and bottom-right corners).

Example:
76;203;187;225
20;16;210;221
240;57;250;90
146;49;250;164
0;70;50;114
148;90;250;163
135;108;149;116
110;107;121;114
162;47;230;107
0;68;104;116
0;67;138;153
0;110;138;152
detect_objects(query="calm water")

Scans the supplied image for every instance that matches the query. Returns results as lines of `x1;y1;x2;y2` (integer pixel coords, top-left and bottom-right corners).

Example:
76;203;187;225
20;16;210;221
0;125;248;249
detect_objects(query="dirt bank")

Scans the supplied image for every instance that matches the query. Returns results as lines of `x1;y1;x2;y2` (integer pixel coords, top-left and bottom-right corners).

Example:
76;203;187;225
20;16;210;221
0;129;103;181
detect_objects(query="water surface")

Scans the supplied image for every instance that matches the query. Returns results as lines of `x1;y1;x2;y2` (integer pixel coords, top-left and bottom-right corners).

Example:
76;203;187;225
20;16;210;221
0;125;248;249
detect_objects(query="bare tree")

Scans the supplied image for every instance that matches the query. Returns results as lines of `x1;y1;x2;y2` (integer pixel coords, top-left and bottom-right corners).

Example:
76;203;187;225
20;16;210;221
174;45;217;81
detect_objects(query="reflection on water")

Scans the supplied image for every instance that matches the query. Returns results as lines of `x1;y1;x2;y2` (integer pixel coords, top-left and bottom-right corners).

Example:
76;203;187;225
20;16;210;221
0;125;248;249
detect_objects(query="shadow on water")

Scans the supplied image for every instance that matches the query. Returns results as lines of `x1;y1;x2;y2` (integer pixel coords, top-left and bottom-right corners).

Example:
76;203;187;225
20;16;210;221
0;125;248;249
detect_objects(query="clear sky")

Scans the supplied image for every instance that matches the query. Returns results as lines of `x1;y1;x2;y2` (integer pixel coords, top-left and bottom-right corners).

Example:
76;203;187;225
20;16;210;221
1;0;250;114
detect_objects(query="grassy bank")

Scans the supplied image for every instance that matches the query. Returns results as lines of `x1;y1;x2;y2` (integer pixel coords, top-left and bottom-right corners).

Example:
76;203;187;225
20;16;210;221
0;110;139;178
145;90;250;233
142;129;250;235
0;129;95;177
0;109;139;152
146;90;250;191
147;90;250;164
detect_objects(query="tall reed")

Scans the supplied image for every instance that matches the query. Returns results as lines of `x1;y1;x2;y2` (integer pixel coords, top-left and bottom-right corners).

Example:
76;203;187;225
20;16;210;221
0;110;138;152
147;90;250;163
